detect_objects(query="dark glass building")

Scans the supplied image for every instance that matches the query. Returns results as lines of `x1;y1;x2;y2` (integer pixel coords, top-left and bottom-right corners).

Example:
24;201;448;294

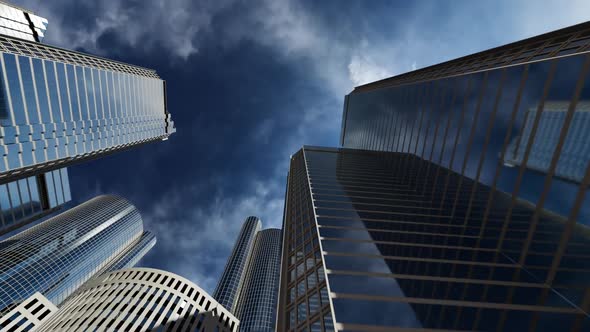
235;228;282;332
289;19;590;332
0;195;154;318
278;146;590;331
214;216;261;312
0;167;71;235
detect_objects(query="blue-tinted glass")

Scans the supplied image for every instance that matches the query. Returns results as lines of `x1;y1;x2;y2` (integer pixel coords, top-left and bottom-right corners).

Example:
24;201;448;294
52;169;64;205
92;68;104;119
44;60;62;123
0;184;11;224
27;177;40;212
66;65;79;121
111;72;120;119
75;66;88;121
100;70;110;118
7;181;22;220
104;71;117;119
55;63;71;122
84;67;96;120
32;59;51;124
44;172;56;208
17;56;39;124
60;168;71;203
3;54;26;125
17;179;32;214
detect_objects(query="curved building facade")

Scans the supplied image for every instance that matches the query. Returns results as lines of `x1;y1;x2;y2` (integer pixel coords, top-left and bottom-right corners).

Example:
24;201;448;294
0;194;145;317
235;228;282;332
36;268;239;332
213;216;261;312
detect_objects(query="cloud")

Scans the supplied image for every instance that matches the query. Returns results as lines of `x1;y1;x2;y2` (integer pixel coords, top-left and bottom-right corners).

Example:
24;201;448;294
141;177;284;292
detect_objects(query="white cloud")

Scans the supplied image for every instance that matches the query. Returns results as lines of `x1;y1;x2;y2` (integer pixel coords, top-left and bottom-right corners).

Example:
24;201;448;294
141;178;284;292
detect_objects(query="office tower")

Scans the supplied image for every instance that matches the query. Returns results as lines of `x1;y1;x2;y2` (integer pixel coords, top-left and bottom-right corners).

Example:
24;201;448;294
278;146;590;331
214;216;261;311
0;194;155;318
35;268;239;332
0;6;174;185
235;228;282;332
504;101;590;183
0;292;57;332
99;230;156;274
0;167;71;235
0;2;47;42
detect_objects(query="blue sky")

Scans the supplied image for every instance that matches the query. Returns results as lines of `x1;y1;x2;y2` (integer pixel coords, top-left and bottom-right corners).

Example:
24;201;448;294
13;0;590;293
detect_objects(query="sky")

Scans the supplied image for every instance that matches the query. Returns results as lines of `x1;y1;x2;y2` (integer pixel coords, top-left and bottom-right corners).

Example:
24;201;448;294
11;0;590;293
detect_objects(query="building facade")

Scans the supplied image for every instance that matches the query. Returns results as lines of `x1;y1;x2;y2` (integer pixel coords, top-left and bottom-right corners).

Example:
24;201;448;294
0;2;48;42
278;146;590;331
0;167;71;235
504;101;590;183
0;194;154;318
213;216;261;312
35;268;239;332
0;19;174;184
234;228;282;332
0;292;57;332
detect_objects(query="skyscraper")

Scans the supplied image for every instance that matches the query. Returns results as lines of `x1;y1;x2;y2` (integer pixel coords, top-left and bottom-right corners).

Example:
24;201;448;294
0;167;71;235
35;268;239;332
0;3;174;185
0;2;48;42
214;216;261;311
288;17;590;332
234;228;282;332
278;146;590;331
0;194;154;318
214;217;282;332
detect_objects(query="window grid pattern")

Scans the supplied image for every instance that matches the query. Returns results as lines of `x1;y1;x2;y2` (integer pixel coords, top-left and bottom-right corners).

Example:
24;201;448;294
0;195;146;318
100;231;157;275
234;228;282;332
277;150;335;332
0;167;71;235
0;292;57;332
213;216;261;312
303;144;590;331
35;268;239;332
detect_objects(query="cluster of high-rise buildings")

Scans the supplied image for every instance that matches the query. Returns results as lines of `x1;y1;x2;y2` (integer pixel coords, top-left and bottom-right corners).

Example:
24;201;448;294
0;1;589;331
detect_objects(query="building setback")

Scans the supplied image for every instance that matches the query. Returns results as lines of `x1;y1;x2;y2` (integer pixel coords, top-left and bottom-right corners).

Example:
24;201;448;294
213;216;261;312
35;268;239;332
0;167;71;235
234;228;282;332
0;194;154;318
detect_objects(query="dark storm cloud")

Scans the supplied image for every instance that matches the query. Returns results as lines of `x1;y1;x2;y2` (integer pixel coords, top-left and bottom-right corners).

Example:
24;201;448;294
12;0;590;291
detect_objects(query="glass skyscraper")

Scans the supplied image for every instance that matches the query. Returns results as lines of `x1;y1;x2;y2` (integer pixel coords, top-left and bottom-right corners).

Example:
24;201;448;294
0;15;174;184
235;228;282;332
214;216;261;312
0;167;71;235
292;19;590;332
278;146;590;331
0;194;154;318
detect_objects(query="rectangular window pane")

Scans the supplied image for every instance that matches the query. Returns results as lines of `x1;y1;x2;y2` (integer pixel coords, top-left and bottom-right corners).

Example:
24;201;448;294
75;66;88;121
44;60;62;123
18;56;39;124
44;172;57;208
84;67;96;120
3;53;26;125
66;64;79;121
32;58;51;123
55;63;71;122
